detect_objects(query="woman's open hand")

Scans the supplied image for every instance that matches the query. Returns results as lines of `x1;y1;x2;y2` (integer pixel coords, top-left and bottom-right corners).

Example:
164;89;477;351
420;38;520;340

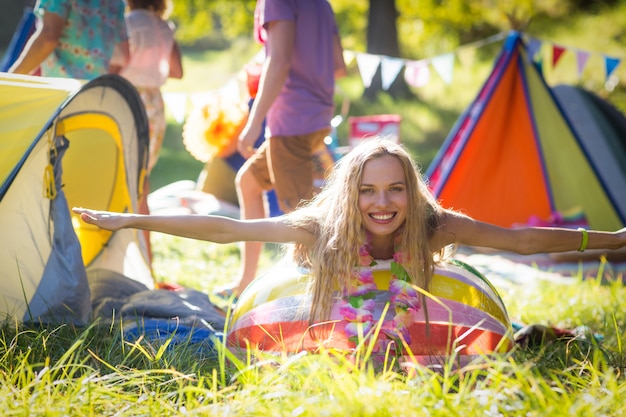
72;208;128;231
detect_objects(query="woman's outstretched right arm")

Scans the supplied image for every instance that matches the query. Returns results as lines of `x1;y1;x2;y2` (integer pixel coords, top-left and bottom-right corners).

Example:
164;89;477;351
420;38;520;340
72;208;314;246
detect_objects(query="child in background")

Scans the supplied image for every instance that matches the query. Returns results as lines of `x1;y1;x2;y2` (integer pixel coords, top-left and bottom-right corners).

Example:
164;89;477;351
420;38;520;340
109;0;183;263
111;0;183;174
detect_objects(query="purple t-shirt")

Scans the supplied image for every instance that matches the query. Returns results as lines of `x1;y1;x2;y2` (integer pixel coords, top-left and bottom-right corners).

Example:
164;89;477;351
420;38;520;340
258;0;338;136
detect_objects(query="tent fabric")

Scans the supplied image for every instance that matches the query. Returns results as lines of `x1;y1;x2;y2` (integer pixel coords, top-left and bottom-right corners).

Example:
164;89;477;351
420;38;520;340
426;31;626;231
0;73;152;324
552;85;626;188
30;136;91;323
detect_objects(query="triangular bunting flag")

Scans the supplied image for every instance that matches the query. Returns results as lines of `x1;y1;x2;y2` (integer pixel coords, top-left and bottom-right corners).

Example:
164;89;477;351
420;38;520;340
356;53;381;88
551;45;566;69
380;57;405;90
343;50;356;66
604;55;621;80
404;60;430;88
575;50;590;79
189;91;212;108
430;53;455;85
163;92;189;124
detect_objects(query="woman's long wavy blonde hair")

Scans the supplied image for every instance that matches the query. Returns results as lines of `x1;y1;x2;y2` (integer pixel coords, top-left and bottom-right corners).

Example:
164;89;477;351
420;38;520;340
287;139;445;323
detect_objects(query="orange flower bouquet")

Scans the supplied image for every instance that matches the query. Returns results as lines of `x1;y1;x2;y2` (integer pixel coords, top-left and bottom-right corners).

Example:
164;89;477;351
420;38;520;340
182;95;248;162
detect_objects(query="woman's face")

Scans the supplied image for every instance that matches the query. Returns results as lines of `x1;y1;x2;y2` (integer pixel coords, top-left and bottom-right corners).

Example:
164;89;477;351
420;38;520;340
358;155;408;240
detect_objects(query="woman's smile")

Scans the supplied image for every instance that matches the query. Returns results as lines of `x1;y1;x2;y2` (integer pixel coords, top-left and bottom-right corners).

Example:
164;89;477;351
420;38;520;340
369;212;396;222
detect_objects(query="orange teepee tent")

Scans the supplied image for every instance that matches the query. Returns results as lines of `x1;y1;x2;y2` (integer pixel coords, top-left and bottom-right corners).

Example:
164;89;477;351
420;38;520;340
427;31;626;231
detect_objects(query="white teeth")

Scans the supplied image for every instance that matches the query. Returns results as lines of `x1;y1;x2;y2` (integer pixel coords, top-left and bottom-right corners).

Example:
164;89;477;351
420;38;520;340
371;213;394;220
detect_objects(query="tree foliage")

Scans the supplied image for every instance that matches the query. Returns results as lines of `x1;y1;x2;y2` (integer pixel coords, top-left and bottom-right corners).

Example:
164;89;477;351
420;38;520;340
171;0;256;46
331;0;567;58
169;0;588;56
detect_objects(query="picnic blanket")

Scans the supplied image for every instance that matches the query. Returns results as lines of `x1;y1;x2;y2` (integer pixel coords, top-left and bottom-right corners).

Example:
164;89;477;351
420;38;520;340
88;270;226;352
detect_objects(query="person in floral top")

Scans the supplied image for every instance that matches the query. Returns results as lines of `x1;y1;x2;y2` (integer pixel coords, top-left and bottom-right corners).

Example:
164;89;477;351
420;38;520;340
73;139;626;335
9;0;128;80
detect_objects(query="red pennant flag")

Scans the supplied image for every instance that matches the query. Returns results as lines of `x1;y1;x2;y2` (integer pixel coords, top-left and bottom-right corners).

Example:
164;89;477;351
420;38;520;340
552;45;566;69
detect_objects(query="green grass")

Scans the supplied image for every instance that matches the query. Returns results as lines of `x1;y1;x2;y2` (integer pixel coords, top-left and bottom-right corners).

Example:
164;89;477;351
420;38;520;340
1;242;625;415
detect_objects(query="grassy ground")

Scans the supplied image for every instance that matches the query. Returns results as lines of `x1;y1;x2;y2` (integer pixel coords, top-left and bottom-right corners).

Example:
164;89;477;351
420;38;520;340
1;240;625;415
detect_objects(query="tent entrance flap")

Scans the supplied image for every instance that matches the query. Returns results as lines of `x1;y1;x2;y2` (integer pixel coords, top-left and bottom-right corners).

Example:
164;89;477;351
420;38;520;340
59;113;132;266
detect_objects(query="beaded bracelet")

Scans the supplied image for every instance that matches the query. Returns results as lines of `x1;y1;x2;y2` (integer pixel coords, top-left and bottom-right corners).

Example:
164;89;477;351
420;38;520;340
577;227;588;252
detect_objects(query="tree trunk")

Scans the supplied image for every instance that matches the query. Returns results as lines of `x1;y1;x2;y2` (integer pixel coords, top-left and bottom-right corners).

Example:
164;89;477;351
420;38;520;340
363;0;413;100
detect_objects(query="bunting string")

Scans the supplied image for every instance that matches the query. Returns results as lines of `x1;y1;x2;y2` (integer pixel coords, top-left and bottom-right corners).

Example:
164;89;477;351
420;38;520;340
162;32;623;123
348;31;623;91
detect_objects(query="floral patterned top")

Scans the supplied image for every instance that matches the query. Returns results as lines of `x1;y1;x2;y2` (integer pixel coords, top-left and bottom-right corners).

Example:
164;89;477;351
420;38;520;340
340;232;421;353
35;0;127;80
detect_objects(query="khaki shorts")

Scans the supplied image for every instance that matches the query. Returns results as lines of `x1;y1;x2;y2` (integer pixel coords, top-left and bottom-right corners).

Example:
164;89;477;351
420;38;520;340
244;128;330;212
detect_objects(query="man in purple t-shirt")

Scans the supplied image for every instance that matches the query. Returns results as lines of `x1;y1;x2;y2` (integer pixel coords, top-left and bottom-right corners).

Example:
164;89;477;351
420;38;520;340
232;0;346;297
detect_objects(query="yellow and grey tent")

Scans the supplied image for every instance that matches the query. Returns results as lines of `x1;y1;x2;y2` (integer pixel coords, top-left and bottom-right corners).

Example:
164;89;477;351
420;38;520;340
0;73;153;324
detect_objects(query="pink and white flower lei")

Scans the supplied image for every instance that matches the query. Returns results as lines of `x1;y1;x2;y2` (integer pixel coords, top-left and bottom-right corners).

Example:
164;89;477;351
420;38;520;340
339;232;421;352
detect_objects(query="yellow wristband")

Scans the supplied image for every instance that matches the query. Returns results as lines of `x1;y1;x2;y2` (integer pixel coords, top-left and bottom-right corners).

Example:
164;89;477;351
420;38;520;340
577;227;588;252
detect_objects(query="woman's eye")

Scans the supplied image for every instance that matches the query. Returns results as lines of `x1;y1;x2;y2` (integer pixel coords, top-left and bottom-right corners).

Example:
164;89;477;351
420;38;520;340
390;186;404;193
360;188;374;195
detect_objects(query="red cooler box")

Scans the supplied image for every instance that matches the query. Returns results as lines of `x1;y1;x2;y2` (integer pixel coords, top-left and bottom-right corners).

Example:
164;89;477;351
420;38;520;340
348;114;401;147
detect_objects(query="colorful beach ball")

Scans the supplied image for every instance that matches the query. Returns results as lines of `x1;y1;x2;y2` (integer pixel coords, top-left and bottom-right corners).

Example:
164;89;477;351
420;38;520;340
228;258;513;367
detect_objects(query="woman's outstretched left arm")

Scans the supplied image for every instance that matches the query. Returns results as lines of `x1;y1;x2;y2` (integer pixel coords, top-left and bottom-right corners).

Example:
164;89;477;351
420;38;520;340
430;210;626;254
72;208;314;247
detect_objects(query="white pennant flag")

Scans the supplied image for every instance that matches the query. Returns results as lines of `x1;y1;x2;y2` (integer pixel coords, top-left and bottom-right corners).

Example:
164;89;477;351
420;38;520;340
356;53;381;88
430;52;455;85
343;49;356;66
163;92;189;124
381;57;405;90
